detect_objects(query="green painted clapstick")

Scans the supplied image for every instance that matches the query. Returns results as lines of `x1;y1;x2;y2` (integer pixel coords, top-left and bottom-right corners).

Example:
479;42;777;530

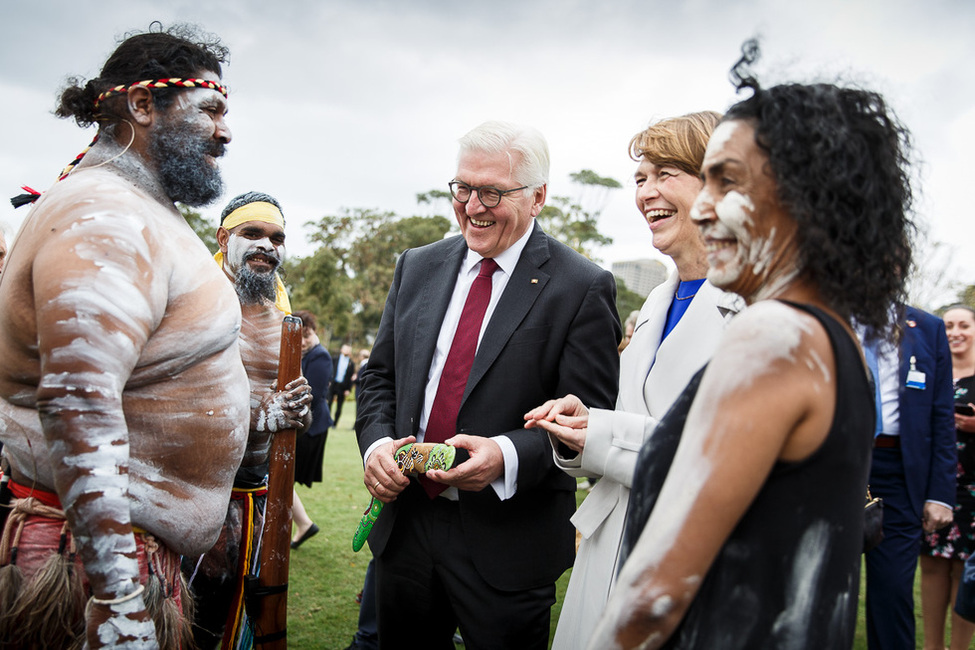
352;442;459;552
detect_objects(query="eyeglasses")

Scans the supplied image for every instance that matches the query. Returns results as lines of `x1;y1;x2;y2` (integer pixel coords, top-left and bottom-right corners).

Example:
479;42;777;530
448;181;528;208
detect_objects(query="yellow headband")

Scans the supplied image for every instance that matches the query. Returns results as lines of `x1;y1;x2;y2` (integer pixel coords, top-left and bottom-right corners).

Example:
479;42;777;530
221;201;285;231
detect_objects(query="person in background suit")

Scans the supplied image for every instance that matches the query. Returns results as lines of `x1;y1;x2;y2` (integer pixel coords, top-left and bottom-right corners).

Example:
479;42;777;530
525;111;742;649
864;305;956;650
291;309;332;549
355;120;621;649
330;344;355;427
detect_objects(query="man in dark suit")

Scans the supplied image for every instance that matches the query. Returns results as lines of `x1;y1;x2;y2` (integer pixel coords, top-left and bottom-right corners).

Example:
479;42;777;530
355;120;621;649
864;306;956;650
330;344;355;427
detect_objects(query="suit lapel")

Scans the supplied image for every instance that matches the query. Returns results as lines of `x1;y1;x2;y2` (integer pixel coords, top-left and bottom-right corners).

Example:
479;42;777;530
617;273;674;414
463;225;551;403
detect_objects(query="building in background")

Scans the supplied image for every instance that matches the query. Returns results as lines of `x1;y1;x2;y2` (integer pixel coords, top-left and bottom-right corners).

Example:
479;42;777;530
611;259;667;297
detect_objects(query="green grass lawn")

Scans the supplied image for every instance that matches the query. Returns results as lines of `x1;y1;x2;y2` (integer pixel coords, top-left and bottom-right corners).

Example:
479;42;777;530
285;403;947;648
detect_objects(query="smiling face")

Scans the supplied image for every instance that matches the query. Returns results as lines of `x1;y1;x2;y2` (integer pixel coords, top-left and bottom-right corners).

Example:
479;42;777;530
634;158;706;270
945;308;975;359
452;149;545;259
222;220;286;275
217;219;286;304
692;120;800;302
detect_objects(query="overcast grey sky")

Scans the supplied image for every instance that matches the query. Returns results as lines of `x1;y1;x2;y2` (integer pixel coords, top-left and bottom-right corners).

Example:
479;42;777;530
2;0;973;305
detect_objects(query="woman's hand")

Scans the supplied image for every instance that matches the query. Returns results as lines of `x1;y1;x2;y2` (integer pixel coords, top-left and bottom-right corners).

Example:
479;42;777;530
524;394;590;453
955;404;975;433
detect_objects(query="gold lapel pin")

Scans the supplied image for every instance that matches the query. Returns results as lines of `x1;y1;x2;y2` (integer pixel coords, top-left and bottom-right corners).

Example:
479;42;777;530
531;279;538;284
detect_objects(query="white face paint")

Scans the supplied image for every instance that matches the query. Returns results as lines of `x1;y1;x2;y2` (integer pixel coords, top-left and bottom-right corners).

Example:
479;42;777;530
224;228;286;276
698;190;758;289
693;119;800;303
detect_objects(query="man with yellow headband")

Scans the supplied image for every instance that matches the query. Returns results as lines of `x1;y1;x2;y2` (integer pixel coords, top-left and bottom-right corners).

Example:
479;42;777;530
184;191;312;650
0;25;251;649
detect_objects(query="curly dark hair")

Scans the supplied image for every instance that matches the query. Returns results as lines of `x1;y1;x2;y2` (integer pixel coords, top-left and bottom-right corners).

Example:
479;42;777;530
56;22;229;128
723;39;916;339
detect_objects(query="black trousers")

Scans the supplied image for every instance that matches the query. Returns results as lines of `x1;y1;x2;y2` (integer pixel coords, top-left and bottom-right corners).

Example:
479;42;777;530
375;486;555;650
330;389;347;426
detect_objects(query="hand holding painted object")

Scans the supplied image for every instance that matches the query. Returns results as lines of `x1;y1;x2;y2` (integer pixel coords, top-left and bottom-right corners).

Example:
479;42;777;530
352;443;458;552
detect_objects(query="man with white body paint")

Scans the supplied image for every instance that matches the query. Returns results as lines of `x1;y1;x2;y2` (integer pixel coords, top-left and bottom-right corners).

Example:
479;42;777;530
184;191;312;650
0;26;251;649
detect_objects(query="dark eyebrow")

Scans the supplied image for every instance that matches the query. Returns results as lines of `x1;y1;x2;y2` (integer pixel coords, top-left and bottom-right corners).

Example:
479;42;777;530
702;159;743;178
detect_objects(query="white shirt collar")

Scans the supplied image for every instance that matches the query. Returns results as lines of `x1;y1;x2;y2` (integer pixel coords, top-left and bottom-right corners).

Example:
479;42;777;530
461;219;535;276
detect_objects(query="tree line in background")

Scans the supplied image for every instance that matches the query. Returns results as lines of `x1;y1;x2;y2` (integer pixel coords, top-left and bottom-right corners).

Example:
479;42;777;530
181;168;968;354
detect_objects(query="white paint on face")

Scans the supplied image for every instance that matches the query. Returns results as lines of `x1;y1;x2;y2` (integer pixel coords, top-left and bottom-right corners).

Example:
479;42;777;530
694;119;802;303
226;232;252;273
707;120;739;154
703;190;757;289
225;231;286;275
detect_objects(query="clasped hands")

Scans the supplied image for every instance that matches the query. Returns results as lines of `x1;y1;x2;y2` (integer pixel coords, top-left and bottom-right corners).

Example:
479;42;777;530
523;393;589;453
364;434;503;503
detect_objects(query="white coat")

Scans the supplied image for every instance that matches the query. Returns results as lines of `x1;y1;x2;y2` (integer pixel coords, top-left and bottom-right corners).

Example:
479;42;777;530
550;271;742;649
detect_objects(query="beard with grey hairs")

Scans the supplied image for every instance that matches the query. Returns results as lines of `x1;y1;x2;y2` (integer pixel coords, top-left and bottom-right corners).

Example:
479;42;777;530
235;252;279;305
147;115;225;207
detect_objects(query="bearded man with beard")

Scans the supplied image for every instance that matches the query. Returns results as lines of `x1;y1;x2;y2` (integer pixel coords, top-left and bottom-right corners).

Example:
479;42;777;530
0;25;252;650
183;192;312;650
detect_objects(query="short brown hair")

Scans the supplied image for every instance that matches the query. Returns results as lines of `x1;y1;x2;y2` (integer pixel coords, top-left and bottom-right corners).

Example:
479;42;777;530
293;310;317;332
628;111;722;176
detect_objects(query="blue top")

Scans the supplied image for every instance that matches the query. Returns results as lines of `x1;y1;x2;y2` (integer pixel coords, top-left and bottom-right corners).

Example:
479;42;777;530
662;278;706;340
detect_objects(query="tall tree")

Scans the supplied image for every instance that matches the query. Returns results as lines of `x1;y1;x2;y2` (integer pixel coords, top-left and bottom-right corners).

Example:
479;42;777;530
291;208;452;346
536;169;620;261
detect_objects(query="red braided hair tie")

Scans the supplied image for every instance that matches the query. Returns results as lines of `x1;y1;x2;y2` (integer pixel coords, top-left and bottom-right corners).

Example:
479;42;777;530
95;77;229;109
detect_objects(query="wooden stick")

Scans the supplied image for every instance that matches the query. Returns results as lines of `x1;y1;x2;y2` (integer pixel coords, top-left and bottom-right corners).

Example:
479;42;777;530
254;314;302;648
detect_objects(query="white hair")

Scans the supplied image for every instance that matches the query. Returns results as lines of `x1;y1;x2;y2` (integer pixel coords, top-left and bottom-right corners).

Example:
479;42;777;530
457;120;549;188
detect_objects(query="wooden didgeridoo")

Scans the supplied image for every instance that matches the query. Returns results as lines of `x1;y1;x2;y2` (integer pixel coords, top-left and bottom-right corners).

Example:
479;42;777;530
253;314;302;648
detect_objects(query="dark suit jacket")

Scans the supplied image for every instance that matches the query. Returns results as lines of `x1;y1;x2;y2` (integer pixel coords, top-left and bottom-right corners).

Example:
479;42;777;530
302;343;333;437
356;223;621;591
332;354;355;393
896;305;955;517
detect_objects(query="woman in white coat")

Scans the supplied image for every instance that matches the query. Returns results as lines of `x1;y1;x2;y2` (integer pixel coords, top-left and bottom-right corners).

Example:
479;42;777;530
525;111;742;649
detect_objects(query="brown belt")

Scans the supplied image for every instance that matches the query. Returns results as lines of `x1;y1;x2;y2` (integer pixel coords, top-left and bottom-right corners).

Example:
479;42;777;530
874;434;900;449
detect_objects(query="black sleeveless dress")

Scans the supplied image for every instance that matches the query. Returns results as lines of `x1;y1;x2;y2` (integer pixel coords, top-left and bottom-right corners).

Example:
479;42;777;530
619;301;874;649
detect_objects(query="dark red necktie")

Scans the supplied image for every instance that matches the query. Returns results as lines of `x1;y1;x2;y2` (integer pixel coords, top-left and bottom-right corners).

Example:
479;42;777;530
420;258;499;498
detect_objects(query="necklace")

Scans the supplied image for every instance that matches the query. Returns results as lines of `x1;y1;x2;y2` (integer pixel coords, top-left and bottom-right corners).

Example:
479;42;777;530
674;292;697;301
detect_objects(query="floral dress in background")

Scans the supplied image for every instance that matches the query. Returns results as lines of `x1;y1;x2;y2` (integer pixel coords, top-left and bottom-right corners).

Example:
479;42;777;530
922;374;975;560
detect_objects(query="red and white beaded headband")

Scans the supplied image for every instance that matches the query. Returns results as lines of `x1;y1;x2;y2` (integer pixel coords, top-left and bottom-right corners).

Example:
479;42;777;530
95;77;228;109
